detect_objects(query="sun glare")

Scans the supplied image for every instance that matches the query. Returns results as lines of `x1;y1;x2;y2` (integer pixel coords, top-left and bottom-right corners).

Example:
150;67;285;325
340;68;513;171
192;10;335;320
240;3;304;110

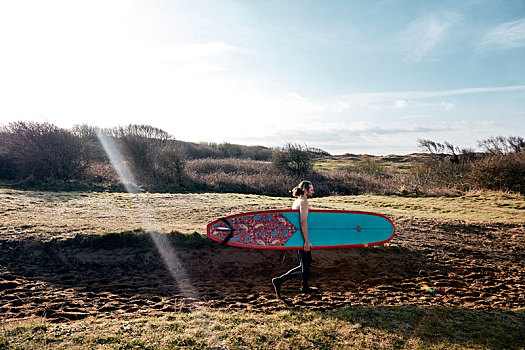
95;128;200;304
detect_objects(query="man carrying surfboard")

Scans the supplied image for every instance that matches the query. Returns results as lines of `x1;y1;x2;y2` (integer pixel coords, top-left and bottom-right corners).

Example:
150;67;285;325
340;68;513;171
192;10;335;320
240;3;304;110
272;180;316;298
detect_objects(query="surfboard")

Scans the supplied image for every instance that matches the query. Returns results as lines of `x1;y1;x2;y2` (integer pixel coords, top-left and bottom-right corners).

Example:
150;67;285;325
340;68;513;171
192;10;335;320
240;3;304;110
207;209;395;250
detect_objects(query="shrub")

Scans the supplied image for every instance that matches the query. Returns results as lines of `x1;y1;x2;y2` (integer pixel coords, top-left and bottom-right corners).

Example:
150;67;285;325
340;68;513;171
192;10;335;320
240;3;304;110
153;146;187;185
105;124;187;186
116;124;170;179
71;124;109;163
185;158;400;197
187;158;264;176
469;152;525;194
186;158;287;195
0;122;86;181
0;144;17;180
353;158;387;177
83;162;119;183
181;142;222;159
272;143;314;176
197;142;273;160
415;139;475;191
309;169;399;196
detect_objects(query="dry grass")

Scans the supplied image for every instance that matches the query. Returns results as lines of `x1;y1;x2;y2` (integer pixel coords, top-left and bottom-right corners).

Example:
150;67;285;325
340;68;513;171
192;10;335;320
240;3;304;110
1;189;523;244
1;189;524;349
184;158;402;197
1;307;523;349
314;154;429;175
312;191;525;224
0;189;294;242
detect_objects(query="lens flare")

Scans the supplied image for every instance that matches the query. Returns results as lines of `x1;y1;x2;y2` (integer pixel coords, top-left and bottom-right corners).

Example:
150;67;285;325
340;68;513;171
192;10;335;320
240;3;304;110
95;129;139;194
95;128;200;304
420;283;436;295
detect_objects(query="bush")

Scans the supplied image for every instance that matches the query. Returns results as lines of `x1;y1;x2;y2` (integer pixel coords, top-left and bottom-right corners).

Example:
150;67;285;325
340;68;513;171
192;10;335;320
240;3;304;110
309;169;399;196
414;139;476;192
186;158;288;195
272;143;314;176
0;151;17;180
469;152;525;194
187;158;264;176
196;142;273;160
72;124;109;163
0;122;86;181
153;146;186;185
353;158;387;177
103;124;187;186
185;158;400;197
116;124;170;179
414;137;525;194
83;162;119;183
478;136;524;154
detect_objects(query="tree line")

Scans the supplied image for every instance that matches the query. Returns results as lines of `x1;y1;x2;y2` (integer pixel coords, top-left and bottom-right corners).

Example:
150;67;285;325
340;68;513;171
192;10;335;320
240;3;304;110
0;121;523;195
0;122;325;194
411;136;525;194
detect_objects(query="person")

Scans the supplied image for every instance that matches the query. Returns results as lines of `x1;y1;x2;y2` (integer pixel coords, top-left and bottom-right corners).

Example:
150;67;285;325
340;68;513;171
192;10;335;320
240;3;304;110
272;180;316;298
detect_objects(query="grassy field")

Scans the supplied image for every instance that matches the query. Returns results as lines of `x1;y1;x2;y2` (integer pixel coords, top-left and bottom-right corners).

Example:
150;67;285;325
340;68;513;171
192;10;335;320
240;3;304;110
1;189;523;238
312;191;525;223
314;153;429;174
2;307;523;349
1;189;524;349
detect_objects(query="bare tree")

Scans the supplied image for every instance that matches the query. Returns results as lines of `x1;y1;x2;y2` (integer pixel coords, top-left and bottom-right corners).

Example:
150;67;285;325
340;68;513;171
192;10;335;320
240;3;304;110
478;135;524;155
418;139;446;156
507;136;525;153
0;122;85;181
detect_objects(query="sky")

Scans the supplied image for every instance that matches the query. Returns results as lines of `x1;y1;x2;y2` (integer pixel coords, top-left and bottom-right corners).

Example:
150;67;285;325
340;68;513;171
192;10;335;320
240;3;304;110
1;0;524;155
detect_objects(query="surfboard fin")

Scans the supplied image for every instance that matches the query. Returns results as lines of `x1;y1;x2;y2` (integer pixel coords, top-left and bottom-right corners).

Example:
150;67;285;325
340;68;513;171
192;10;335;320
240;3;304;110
218;217;235;245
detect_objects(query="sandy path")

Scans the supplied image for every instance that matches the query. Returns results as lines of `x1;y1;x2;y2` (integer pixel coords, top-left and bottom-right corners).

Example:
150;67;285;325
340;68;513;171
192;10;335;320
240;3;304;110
1;216;523;322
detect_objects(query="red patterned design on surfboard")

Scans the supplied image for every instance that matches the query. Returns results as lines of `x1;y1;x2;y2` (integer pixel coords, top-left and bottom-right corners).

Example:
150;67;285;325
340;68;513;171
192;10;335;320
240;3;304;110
210;213;298;247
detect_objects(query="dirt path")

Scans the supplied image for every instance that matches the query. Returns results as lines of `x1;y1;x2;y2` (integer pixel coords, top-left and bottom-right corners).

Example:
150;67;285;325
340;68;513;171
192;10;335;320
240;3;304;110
1;216;523;322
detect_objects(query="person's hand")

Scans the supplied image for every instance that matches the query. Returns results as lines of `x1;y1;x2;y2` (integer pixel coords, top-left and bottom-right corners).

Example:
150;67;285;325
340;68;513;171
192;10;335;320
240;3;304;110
304;241;312;251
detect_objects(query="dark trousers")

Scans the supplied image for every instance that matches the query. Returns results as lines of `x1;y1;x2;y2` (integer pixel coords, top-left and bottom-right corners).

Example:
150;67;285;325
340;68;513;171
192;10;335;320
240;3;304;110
276;250;312;288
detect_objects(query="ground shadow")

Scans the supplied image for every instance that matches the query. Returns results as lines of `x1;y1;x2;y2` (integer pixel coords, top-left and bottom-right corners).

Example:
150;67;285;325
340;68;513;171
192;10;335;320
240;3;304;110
1;232;435;321
325;305;525;350
1;224;523;322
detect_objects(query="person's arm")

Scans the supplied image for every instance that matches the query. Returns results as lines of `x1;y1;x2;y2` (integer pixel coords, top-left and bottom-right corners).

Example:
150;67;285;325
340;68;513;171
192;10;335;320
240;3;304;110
299;200;312;251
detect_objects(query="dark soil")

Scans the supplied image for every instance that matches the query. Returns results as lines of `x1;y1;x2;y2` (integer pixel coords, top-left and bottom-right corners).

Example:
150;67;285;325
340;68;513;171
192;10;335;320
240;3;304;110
1;217;523;322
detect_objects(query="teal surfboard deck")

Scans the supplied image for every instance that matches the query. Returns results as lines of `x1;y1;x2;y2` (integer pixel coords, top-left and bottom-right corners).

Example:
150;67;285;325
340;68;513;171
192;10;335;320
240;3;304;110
207;209;395;250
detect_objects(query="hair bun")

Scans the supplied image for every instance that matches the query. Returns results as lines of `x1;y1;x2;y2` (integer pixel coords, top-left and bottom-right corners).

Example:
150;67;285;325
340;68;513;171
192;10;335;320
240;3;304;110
292;186;304;197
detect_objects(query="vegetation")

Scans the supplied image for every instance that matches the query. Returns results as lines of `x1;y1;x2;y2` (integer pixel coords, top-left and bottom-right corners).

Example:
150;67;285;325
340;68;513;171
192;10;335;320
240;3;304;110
0;122;86;181
411;137;525;194
1;307;523;349
2;190;523;246
1;121;524;195
1;189;523;349
272;143;315;175
469;152;525;194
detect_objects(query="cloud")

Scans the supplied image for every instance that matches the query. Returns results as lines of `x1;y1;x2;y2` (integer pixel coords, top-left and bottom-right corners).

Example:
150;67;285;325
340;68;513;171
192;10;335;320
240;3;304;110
399;13;461;61
394;100;409;109
335;85;525;109
236;120;498;155
480;18;525;49
441;102;455;111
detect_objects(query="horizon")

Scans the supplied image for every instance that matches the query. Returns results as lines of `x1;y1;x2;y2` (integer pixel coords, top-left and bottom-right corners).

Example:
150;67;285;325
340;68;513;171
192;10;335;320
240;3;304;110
1;0;524;155
1;119;500;157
